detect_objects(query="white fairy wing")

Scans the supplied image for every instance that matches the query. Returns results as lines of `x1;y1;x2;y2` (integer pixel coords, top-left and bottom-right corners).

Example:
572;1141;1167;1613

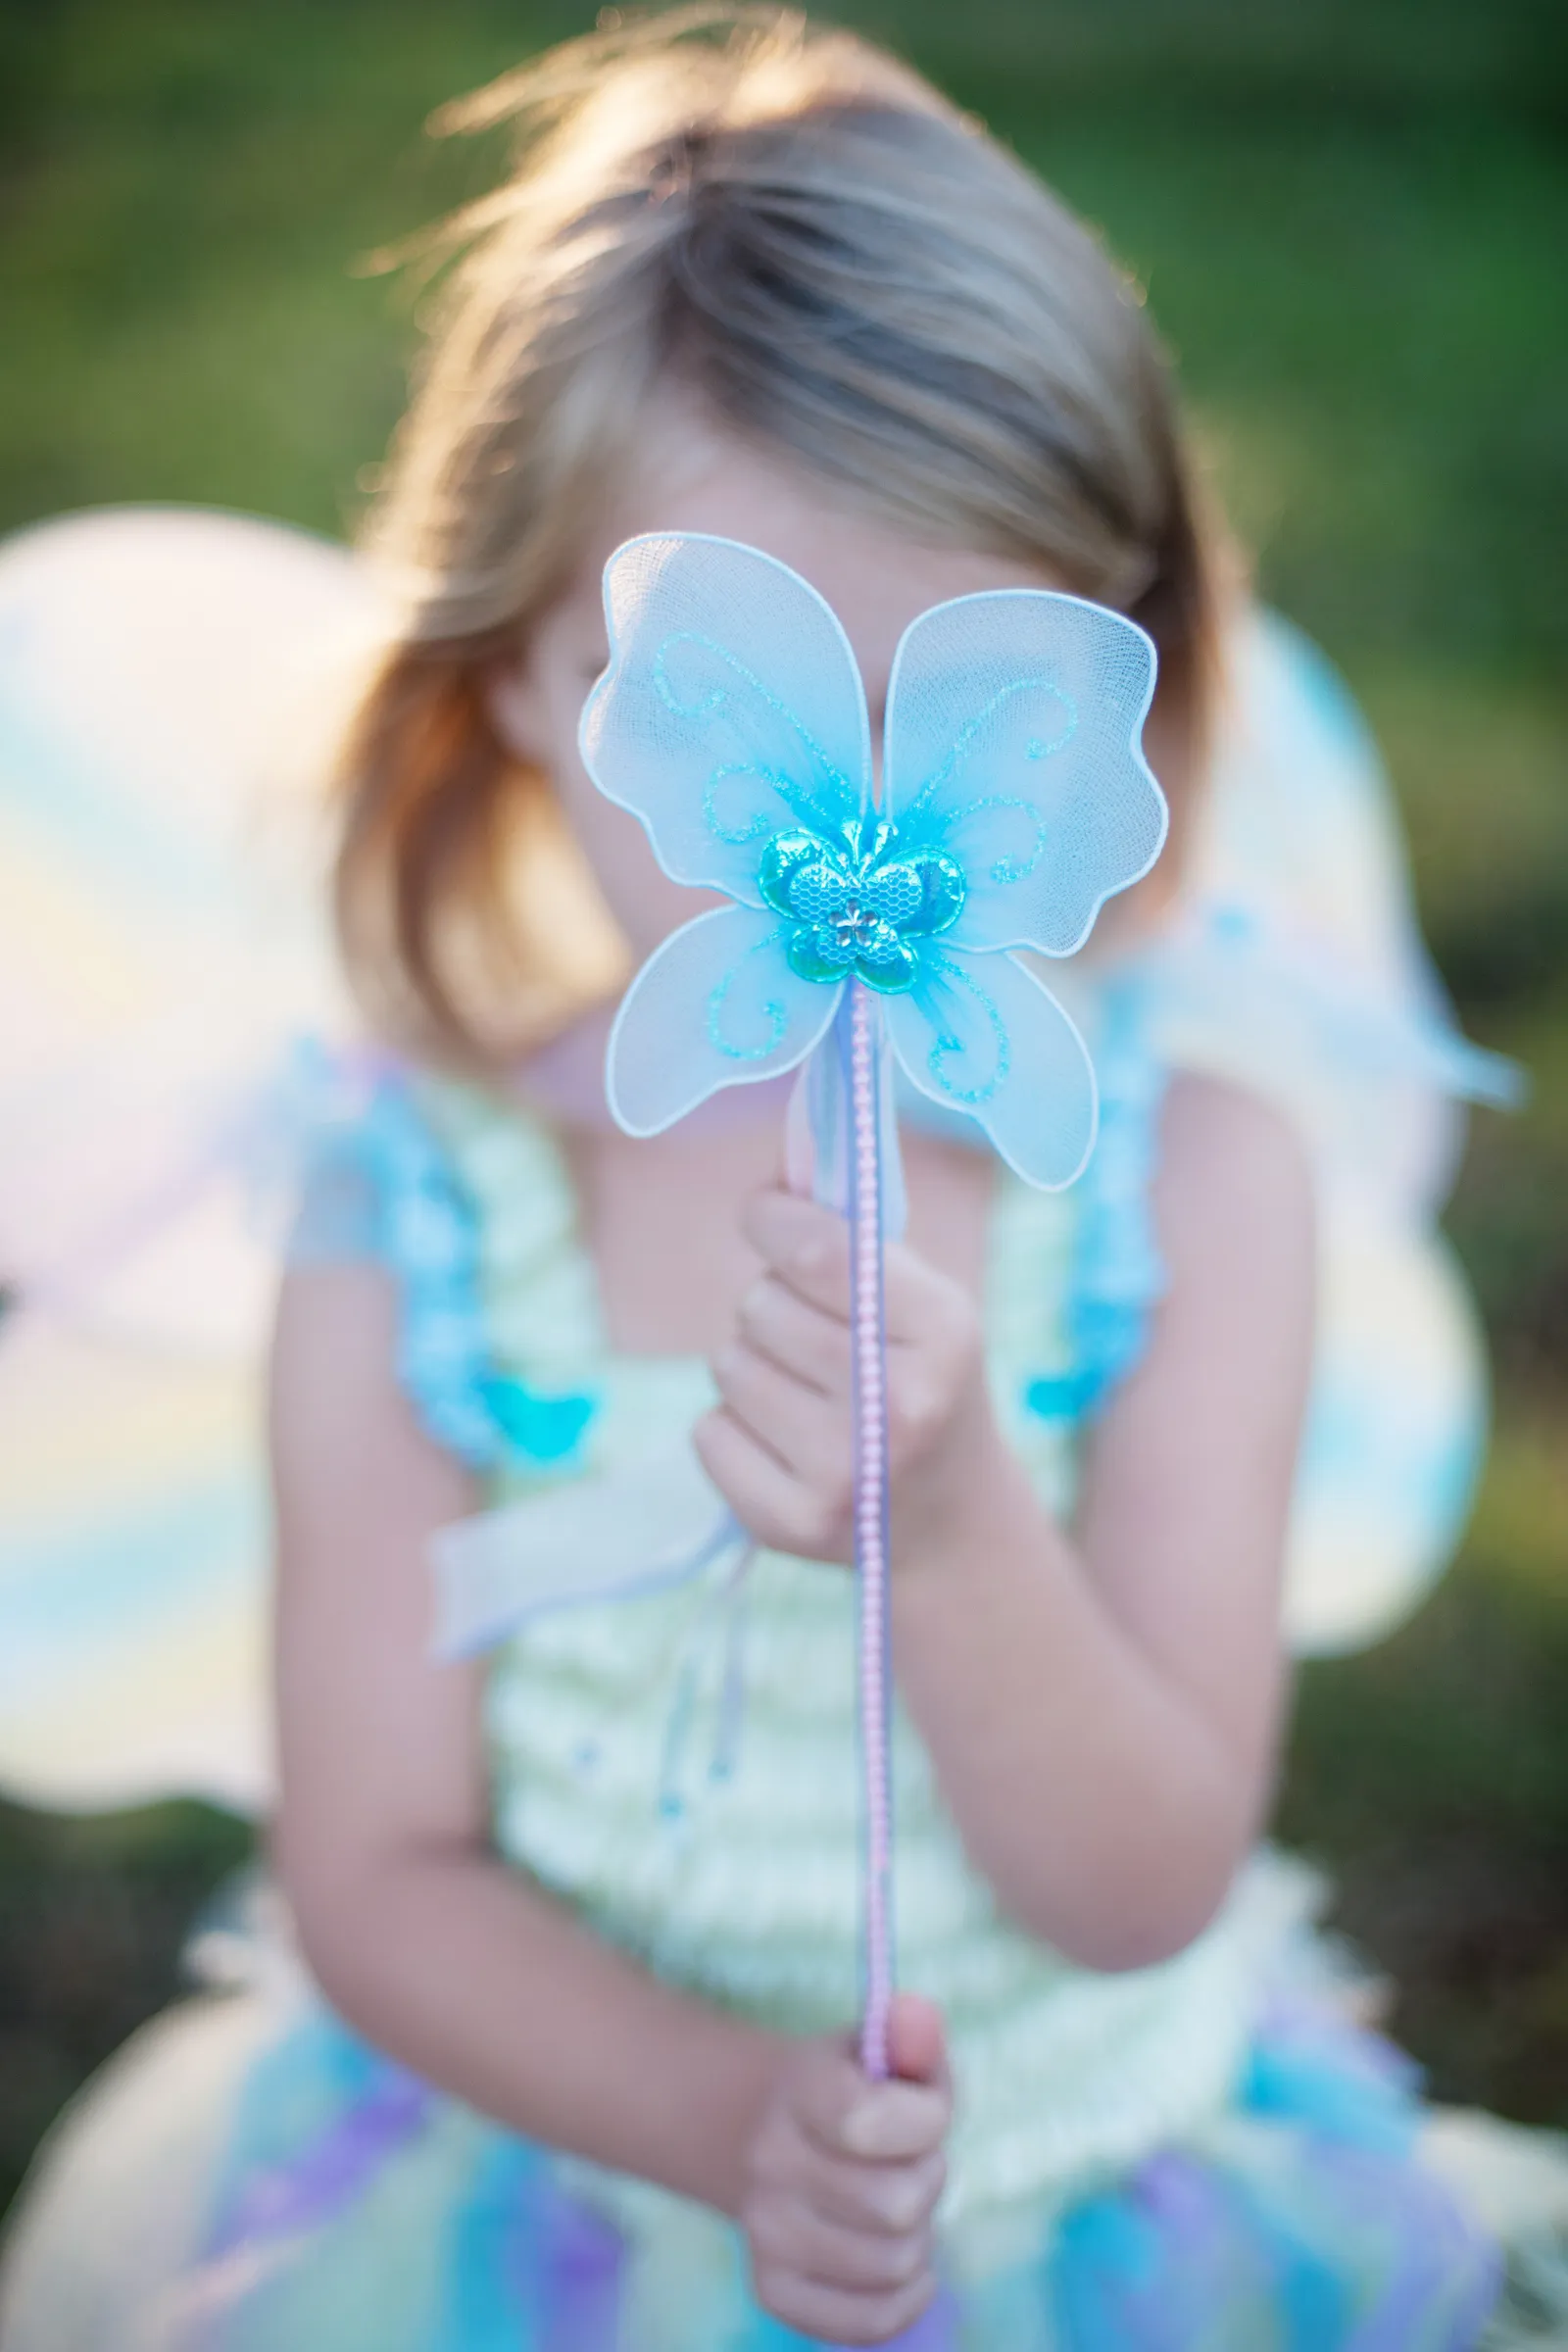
0;1321;270;1813
1155;611;1515;1213
0;506;381;1349
0;507;385;1810
1147;610;1518;1655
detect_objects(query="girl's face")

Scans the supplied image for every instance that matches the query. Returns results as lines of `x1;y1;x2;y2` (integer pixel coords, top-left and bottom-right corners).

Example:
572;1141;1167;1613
489;395;1064;964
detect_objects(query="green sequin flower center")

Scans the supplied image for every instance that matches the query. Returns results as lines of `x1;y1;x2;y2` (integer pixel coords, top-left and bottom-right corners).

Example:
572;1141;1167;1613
758;818;966;995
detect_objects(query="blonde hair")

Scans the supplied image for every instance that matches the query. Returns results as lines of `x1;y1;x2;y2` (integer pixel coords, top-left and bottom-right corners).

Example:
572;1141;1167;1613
337;3;1230;1065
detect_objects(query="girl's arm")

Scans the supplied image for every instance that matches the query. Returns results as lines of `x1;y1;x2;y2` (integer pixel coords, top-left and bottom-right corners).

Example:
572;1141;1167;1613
270;1259;778;2211
270;1261;951;2341
699;1073;1315;1973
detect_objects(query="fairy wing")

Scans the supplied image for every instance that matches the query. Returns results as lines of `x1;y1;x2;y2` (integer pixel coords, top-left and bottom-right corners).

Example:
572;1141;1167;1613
0;1322;270;1812
878;586;1167;1190
1153;611;1518;1655
0;506;383;1811
581;532;876;1135
581;530;871;898
882;585;1167;956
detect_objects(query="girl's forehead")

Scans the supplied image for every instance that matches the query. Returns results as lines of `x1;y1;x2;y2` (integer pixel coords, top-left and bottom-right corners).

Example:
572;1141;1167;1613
566;403;1060;708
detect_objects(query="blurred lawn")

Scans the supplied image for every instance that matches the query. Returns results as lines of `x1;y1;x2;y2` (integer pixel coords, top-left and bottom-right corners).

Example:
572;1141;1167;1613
2;0;1565;2215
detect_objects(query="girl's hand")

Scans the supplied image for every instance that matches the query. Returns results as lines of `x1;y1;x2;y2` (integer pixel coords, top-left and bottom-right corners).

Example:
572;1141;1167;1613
740;1993;952;2344
696;1187;992;1568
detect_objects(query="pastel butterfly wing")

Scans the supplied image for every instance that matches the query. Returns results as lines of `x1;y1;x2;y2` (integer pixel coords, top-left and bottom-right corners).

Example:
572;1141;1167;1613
606;903;841;1136
882;589;1167;956
885;946;1098;1190
580;533;872;906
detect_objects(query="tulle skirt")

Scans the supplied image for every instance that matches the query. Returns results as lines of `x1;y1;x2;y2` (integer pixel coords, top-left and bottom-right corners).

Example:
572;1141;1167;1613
5;1924;1567;2352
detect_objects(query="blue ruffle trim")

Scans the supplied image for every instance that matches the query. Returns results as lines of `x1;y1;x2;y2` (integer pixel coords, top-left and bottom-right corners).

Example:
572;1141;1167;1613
303;1075;596;1474
1024;977;1168;1427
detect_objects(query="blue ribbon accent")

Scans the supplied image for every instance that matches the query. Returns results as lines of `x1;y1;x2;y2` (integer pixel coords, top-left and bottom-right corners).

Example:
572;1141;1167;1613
478;1376;596;1466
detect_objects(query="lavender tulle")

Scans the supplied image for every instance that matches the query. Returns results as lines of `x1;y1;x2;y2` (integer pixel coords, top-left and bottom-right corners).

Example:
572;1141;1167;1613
155;1984;1500;2351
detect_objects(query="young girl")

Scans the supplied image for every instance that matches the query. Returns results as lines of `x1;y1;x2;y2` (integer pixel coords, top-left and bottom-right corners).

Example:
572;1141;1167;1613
3;9;1565;2346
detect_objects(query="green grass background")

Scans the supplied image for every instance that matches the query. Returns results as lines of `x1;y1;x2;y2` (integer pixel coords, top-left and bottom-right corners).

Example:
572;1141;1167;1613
1;0;1565;2217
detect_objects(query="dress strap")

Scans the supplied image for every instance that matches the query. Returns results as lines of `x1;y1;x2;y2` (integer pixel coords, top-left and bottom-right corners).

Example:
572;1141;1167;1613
1022;975;1169;1426
292;1068;596;1474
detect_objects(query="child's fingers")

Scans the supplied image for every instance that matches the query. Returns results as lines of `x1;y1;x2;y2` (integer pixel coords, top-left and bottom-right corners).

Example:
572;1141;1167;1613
802;2144;949;2240
770;2035;866;2142
736;1275;849;1396
887;1990;951;2091
837;2080;952;2163
694;1408;849;1562
742;1190;852;1319
694;1403;791;1501
745;1188;967;1351
710;1343;846;1490
747;2197;931;2296
880;1240;974;1350
787;2040;951;2166
757;2109;947;2240
749;2265;937;2348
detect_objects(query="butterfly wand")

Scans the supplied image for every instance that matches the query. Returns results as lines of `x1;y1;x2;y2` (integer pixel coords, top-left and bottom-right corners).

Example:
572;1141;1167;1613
579;532;1166;2080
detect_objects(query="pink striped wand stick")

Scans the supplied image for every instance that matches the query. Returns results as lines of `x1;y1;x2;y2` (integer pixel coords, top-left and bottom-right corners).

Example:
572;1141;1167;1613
845;979;895;2082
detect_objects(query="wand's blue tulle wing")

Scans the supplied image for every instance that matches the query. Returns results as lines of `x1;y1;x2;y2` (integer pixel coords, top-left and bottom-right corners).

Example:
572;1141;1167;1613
605;904;840;1135
580;533;870;901
874;588;1167;1189
885;946;1099;1189
883;589;1167;955
582;534;880;1134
